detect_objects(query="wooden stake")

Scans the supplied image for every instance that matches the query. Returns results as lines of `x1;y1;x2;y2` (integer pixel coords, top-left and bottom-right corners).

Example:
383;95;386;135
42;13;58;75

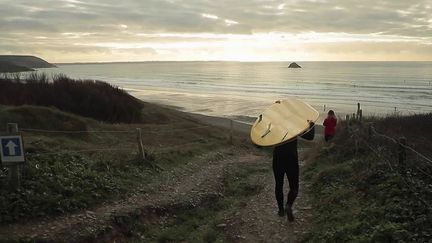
357;103;361;116
136;128;146;160
398;137;407;175
368;124;372;139
229;120;233;145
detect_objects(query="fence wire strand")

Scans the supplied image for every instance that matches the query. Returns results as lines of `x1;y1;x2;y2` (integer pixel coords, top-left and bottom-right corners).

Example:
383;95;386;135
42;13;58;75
21;128;134;134
15;124;219;159
347;122;431;211
27;147;136;156
371;126;432;166
21;125;212;135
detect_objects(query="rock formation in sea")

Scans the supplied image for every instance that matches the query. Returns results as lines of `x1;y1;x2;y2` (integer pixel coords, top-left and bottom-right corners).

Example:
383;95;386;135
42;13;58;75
288;62;301;68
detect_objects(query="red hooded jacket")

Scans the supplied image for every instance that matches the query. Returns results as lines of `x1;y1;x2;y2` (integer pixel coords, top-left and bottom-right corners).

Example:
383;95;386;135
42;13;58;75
323;116;337;136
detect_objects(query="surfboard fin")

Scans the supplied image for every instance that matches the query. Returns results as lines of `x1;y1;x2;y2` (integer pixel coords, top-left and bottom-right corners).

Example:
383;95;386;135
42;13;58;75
261;123;272;138
281;131;289;141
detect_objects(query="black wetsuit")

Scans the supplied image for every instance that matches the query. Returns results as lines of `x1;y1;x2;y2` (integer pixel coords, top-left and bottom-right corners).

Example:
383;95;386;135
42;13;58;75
273;126;315;211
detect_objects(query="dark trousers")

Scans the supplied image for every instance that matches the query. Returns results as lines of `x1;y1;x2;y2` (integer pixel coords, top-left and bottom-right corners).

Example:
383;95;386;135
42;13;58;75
272;157;299;210
325;135;334;141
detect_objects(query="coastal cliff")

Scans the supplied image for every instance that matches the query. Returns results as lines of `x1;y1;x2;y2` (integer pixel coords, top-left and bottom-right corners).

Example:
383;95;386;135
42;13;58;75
0;55;55;72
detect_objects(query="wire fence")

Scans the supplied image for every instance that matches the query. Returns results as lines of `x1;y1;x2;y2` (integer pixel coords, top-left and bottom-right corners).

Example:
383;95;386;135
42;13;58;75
22;125;220;156
1;121;236;184
344;114;432;210
20;125;213;135
1;122;234;167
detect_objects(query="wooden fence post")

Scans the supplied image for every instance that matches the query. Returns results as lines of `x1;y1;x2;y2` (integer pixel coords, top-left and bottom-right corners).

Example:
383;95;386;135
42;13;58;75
345;114;350;130
359;109;363;122
6;123;21;190
368;124;372;139
229;120;233;145
136;128;146;160
357;103;361;117
398;137;407;175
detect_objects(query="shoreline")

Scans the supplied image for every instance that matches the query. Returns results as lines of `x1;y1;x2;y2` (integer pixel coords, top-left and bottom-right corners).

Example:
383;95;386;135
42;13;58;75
187;111;325;141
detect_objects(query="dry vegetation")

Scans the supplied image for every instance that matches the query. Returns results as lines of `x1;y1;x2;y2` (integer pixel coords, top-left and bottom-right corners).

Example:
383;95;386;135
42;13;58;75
303;114;432;242
0;73;143;123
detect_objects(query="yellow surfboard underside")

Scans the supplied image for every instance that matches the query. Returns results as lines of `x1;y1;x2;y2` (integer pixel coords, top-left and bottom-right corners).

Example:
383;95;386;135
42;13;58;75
250;98;319;147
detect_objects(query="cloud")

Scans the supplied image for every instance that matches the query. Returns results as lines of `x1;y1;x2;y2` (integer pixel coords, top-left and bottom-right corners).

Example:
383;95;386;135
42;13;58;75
0;0;431;61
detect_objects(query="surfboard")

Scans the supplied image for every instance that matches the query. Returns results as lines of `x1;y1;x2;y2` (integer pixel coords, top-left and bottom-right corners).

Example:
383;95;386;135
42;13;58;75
250;98;319;147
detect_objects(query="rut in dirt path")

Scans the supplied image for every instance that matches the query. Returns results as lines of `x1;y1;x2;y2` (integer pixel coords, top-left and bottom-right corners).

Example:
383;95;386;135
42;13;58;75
224;148;314;243
0;147;267;242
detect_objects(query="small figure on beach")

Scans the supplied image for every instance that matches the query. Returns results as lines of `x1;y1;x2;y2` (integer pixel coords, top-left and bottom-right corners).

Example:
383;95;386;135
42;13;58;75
273;121;315;222
323;110;337;141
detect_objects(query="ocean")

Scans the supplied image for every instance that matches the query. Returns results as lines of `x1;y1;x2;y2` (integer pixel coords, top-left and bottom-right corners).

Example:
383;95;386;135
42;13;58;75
39;61;432;122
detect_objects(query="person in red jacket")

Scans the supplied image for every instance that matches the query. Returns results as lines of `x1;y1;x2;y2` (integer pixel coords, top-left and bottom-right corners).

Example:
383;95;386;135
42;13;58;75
323;110;337;141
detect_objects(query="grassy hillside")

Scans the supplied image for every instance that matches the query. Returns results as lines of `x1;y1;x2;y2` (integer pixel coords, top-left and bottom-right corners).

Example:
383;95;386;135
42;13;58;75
0;55;55;69
0;104;236;224
303;114;432;242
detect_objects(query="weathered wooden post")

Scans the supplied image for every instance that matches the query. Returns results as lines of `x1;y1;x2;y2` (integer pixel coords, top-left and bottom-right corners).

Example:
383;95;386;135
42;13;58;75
357;103;361;117
398;137;407;175
229;119;234;145
359;109;363;122
136;128;146;160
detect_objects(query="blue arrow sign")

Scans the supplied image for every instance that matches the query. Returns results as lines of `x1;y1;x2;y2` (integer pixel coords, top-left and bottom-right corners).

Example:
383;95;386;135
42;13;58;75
0;135;25;163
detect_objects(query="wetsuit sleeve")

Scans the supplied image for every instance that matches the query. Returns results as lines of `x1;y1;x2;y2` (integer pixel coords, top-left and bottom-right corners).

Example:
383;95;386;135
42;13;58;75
300;124;315;141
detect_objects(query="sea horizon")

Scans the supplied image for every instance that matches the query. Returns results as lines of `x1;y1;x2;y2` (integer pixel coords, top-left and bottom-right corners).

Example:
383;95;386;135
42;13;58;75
53;60;432;65
35;61;432;123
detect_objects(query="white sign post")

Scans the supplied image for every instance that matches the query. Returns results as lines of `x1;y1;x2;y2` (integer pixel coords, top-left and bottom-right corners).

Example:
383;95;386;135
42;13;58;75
0;135;25;163
1;123;25;190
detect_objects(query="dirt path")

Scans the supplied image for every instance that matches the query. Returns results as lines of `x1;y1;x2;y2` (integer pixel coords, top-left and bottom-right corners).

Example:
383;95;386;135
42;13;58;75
0;143;316;242
0;147;267;242
223;148;314;243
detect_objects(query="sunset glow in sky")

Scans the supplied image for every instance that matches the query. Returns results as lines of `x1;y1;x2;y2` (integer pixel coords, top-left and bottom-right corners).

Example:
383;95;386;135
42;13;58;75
1;0;431;63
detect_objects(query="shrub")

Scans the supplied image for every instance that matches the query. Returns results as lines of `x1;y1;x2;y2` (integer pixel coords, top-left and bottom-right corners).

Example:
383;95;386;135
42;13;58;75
0;74;143;123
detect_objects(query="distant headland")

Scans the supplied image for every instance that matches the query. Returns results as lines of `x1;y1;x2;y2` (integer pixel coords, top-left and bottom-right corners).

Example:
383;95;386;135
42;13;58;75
0;55;55;73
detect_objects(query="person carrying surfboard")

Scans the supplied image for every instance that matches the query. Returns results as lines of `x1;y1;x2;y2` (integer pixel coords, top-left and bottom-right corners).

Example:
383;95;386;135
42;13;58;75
273;121;315;221
323;110;337;141
250;98;319;222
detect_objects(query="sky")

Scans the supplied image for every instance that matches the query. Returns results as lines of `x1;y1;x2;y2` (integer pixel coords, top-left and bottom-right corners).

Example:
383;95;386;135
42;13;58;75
0;0;431;63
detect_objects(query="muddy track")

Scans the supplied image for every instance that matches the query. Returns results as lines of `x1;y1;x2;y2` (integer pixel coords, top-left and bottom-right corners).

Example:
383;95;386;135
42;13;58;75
0;147;268;242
